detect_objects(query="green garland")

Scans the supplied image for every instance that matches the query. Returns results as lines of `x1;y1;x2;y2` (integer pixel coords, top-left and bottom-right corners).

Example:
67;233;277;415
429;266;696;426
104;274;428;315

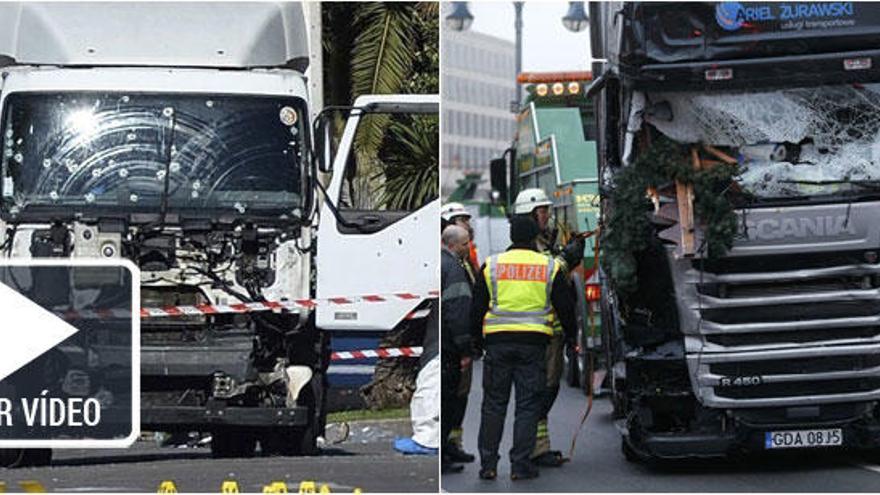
602;136;740;297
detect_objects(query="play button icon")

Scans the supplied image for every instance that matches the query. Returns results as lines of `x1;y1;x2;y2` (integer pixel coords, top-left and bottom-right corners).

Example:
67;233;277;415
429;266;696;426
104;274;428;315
0;260;139;448
0;280;81;383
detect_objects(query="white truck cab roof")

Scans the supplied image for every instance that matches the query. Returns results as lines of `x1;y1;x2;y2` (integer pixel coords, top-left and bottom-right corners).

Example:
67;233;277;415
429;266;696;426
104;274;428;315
0;2;308;69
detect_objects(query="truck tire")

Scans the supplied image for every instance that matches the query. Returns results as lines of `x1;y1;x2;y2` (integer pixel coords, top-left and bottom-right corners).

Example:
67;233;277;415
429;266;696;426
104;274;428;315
601;294;626;419
260;370;322;457
565;344;580;388
567;272;589;389
260;424;317;456
621;437;640;463
294;421;318;455
211;428;257;458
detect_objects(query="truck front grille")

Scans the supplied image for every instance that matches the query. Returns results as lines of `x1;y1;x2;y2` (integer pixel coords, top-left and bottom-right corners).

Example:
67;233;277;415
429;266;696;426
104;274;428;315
714;378;880;400
676;249;880;408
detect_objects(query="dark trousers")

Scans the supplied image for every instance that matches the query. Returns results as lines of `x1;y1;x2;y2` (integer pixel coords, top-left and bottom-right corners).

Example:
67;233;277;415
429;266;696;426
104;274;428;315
478;342;546;474
449;360;471;431
441;353;463;458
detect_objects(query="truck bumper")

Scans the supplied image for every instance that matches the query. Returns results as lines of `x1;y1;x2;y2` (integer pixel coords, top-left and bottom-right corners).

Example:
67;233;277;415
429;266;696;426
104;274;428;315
142;402;310;431
626;411;880;460
141;341;252;379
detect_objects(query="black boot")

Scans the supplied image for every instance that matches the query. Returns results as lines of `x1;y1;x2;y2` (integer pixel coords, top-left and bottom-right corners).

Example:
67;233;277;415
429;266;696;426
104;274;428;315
531;450;568;467
446;442;475;463
511;465;540;481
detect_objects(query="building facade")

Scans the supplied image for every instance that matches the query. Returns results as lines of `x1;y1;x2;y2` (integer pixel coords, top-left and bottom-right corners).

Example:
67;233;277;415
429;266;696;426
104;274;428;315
441;25;517;197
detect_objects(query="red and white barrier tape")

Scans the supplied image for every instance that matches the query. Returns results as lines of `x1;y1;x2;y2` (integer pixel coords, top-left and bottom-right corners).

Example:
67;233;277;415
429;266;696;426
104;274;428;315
331;346;423;361
58;292;437;320
140;290;438;318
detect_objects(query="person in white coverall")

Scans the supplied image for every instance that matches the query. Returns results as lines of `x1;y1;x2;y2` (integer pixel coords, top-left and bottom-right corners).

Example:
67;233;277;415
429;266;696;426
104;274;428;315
394;298;440;454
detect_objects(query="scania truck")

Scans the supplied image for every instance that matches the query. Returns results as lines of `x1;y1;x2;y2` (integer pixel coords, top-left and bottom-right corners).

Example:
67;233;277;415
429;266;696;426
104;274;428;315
0;2;438;464
591;1;880;460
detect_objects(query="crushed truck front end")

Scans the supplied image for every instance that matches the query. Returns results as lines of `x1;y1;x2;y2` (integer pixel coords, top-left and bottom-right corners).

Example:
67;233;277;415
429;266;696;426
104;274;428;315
0;63;321;456
591;1;880;460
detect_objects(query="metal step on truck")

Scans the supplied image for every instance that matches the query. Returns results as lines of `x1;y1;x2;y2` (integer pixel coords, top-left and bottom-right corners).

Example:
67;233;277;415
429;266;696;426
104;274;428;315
0;2;438;465
590;1;880;461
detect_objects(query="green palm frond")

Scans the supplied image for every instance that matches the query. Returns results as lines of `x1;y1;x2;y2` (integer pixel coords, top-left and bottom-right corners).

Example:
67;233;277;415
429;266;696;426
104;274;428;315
351;3;418;97
417;2;439;18
351;3;419;166
374;115;439;210
322;3;438;210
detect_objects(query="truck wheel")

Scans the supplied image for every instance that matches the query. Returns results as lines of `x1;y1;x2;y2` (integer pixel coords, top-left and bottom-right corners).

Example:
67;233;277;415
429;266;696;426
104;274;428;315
292;372;321;456
580;325;593;396
565;343;580;388
211;428;257;458
261;367;322;456
569;272;588;390
260;423;317;456
621;437;640;463
294;422;318;455
601;297;626;419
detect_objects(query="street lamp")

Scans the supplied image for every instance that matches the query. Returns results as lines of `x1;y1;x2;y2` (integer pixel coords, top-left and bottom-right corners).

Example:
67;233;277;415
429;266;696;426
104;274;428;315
445;2;474;32
444;2;588;110
562;2;590;33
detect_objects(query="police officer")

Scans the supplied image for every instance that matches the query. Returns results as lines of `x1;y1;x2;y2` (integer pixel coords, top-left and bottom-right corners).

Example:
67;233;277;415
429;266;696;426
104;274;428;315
472;215;577;481
440;203;478;464
512;188;584;468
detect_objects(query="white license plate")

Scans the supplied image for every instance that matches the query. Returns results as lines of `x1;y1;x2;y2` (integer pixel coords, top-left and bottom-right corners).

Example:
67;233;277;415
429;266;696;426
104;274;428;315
764;428;842;449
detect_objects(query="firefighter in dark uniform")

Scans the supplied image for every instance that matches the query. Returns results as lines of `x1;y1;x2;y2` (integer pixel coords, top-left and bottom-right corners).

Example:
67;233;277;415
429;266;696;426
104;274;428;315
472;215;577;481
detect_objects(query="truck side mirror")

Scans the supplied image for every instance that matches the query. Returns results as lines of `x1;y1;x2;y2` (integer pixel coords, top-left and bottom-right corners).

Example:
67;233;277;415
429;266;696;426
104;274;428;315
314;114;331;174
490;157;508;205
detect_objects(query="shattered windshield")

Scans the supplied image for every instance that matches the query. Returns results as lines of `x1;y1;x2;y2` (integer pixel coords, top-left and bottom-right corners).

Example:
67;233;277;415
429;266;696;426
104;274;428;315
0;92;305;219
646;83;880;199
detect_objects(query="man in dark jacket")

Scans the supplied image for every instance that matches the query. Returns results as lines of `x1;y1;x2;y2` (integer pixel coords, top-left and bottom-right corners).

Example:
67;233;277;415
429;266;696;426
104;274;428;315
472;216;577;481
441;225;474;473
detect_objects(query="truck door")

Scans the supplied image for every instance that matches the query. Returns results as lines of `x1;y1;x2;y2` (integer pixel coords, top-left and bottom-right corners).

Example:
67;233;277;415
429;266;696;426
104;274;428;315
316;94;439;331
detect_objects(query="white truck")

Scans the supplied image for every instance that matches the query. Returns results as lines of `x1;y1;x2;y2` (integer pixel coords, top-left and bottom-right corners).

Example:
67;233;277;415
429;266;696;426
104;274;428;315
0;2;438;464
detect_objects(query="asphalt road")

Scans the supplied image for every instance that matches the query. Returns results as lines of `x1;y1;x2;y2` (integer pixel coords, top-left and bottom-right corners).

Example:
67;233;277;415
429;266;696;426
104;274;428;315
0;419;438;493
442;362;880;492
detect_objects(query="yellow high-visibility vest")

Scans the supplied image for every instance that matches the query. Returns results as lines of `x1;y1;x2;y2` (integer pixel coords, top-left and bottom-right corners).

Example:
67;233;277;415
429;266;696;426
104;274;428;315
483;249;558;336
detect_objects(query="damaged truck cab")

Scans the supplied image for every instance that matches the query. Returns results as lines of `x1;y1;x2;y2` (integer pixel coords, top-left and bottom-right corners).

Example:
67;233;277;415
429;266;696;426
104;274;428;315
591;1;880;460
0;2;438;464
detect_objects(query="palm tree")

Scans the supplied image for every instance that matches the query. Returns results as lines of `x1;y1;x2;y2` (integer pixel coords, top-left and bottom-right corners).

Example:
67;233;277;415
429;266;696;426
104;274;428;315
321;3;438;410
322;3;438;211
376;114;438;210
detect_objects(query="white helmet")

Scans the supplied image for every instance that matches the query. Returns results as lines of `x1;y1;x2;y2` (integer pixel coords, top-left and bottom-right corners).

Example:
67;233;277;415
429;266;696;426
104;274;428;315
513;188;553;215
441;202;471;222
